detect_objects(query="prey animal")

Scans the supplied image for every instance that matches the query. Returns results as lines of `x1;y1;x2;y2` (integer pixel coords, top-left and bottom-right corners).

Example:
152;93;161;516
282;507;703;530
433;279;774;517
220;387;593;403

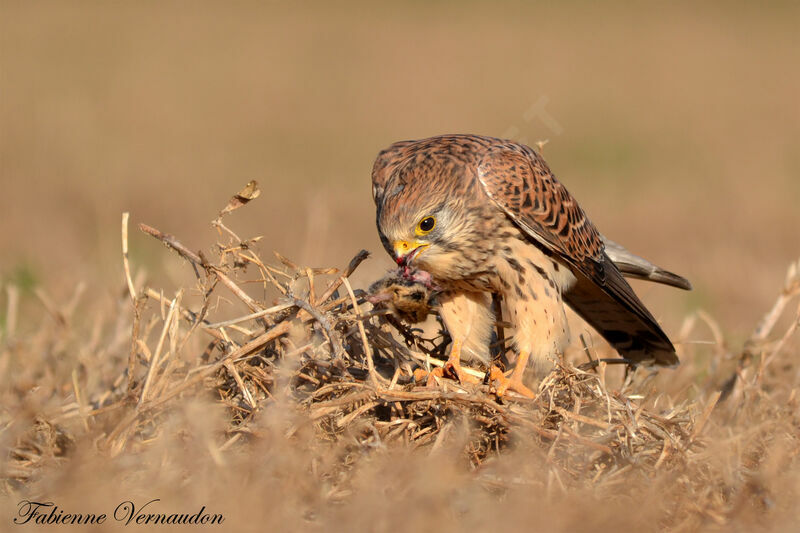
372;134;690;397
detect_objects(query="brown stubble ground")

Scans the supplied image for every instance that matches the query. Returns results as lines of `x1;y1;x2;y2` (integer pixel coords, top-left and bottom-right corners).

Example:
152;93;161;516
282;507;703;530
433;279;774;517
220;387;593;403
1;1;799;531
1;199;798;532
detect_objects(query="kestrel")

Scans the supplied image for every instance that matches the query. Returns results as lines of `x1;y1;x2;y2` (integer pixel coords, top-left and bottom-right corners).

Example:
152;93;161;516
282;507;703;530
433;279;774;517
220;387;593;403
372;134;690;397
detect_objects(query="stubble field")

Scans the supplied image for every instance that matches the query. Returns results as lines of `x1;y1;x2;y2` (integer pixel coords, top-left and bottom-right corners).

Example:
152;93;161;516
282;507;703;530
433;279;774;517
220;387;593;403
1;2;799;531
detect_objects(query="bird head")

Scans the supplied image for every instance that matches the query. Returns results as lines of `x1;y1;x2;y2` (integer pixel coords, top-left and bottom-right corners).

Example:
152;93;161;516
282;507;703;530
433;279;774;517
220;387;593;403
372;137;489;279
376;183;473;278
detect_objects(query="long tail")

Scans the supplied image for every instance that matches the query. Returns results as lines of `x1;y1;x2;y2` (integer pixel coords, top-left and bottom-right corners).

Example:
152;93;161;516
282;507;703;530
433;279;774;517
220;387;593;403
603;237;692;290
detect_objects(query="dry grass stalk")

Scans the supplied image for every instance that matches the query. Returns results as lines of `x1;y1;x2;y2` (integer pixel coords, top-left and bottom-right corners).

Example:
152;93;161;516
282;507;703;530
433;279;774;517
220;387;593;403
2;186;799;531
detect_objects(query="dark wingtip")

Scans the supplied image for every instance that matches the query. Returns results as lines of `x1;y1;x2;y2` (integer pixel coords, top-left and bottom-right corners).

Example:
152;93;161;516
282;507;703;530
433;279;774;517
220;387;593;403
656;349;681;367
626;348;680;368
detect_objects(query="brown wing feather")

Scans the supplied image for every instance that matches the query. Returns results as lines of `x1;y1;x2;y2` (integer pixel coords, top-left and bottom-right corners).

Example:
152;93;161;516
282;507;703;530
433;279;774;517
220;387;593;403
476;143;605;280
566;259;679;366
476;142;679;366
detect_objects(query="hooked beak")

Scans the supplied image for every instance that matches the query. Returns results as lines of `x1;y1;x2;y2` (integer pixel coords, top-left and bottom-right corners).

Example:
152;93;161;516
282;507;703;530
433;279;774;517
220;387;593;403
392;240;429;267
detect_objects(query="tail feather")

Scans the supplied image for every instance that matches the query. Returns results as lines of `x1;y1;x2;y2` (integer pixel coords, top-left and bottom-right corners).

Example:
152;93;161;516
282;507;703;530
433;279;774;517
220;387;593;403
603;237;692;291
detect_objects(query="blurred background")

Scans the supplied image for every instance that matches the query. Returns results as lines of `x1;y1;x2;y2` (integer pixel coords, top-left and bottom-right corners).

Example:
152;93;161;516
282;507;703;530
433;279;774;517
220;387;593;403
1;1;798;342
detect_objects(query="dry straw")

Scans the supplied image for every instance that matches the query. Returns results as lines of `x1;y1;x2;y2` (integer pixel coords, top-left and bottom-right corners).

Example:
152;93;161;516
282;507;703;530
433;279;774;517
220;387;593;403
3;182;799;530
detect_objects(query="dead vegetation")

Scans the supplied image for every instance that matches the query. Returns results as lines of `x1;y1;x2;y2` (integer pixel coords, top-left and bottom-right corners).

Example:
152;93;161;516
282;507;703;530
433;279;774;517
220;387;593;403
1;184;799;531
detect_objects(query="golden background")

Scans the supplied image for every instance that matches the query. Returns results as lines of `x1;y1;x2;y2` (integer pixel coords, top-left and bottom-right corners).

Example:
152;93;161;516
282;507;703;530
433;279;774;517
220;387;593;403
2;3;800;531
3;2;799;336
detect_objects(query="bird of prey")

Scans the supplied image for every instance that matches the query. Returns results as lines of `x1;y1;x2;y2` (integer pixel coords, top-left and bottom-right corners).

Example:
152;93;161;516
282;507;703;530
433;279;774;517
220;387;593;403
372;134;690;397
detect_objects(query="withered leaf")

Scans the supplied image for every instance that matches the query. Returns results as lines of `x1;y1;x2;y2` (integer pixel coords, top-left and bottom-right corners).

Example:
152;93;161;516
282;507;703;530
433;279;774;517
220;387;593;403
219;180;261;218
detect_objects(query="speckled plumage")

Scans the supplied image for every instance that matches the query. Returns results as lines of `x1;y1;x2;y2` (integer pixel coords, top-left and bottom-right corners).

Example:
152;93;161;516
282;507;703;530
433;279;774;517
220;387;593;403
372;134;689;391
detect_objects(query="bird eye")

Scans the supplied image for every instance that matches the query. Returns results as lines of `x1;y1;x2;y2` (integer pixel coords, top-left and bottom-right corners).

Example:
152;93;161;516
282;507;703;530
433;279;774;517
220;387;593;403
417;216;436;234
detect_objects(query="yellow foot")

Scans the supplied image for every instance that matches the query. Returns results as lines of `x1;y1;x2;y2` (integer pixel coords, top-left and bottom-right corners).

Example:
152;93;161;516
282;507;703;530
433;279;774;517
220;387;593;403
443;360;481;385
412;368;430;384
487;365;535;399
410;366;446;387
425;366;445;387
413;363;481;387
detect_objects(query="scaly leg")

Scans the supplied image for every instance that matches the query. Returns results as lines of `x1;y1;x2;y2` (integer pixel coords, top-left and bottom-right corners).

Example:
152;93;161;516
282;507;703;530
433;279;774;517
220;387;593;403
415;291;493;387
418;339;481;386
491;351;535;398
437;339;481;385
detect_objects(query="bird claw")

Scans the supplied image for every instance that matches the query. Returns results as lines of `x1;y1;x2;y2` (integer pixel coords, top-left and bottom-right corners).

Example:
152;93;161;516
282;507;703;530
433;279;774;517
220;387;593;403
411;366;446;387
426;366;445;387
413;362;480;387
443;361;481;384
487;365;535;399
